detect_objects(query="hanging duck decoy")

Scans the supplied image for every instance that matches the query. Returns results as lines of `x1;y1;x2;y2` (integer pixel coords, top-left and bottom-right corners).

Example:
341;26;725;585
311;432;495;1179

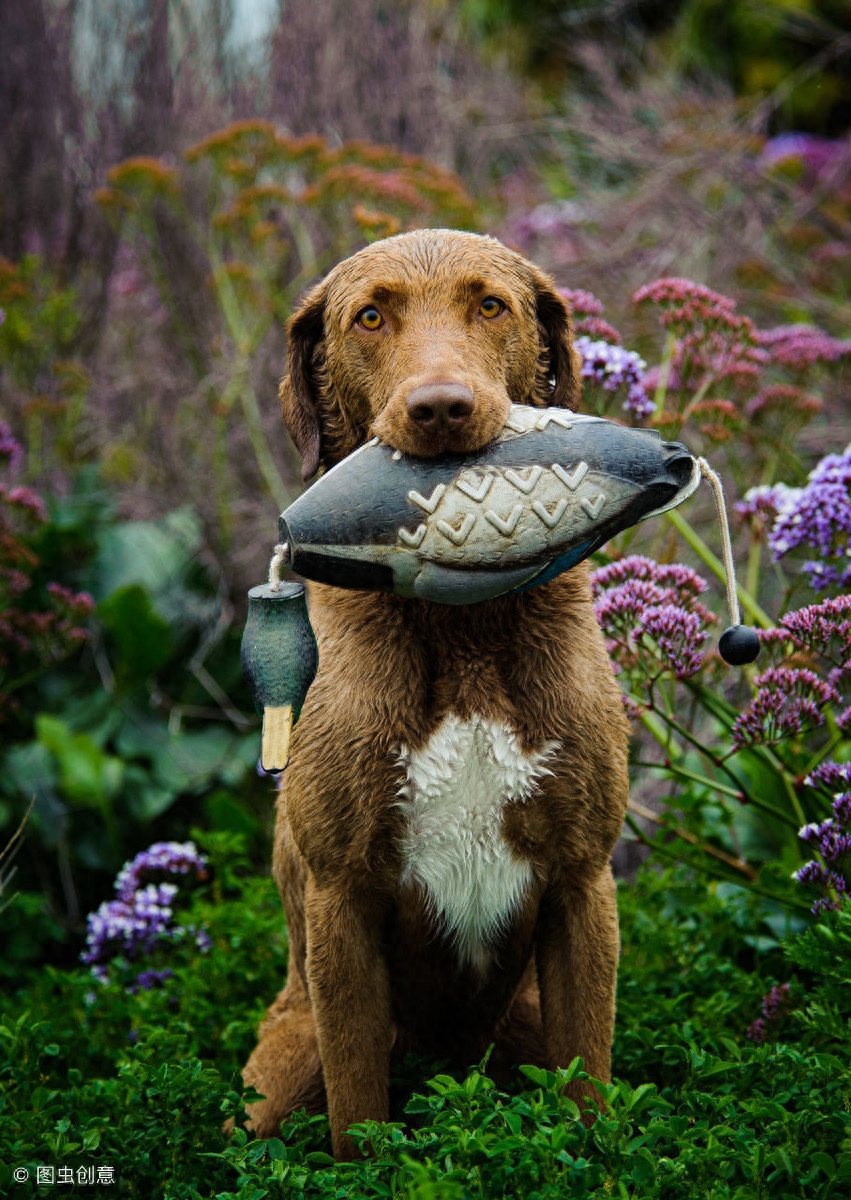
240;579;317;772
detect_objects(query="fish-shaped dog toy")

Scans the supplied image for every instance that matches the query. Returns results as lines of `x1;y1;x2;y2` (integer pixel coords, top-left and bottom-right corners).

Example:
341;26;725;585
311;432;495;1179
242;404;759;768
277;405;700;604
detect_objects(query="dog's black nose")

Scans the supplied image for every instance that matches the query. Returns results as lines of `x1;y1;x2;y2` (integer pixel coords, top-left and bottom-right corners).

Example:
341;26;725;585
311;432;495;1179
406;381;475;434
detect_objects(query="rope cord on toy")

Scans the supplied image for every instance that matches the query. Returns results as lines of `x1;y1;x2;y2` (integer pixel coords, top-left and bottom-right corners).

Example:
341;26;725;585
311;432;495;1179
268;543;289;592
697;457;741;630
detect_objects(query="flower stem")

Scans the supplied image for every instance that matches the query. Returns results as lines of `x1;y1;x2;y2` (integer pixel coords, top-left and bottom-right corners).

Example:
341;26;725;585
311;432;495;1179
653;332;677;412
640;702;801;828
628;799;756;878
633;759;744;801
665;507;773;628
623;812;811;909
802;731;844;782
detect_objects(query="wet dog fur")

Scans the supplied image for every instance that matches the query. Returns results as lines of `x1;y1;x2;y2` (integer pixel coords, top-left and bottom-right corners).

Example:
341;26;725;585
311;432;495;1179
240;229;630;1159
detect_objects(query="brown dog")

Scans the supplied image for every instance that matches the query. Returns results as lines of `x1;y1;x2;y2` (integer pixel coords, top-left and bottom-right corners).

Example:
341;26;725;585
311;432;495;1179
241;229;630;1159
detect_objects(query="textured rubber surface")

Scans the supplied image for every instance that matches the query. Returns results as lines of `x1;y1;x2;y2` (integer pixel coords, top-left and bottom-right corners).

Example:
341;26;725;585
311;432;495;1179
279;405;699;604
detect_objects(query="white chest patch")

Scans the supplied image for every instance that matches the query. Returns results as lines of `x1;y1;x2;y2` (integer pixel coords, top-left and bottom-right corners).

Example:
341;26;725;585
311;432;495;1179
396;715;559;971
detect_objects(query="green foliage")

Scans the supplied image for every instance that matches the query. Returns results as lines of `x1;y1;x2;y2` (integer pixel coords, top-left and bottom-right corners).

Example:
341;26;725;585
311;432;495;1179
665;0;851;132
0;255;81;391
458;0;851;132
2;863;849;1197
0;467;265;929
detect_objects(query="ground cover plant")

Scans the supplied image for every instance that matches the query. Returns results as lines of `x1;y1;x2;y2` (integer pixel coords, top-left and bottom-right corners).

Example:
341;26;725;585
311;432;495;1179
2;843;851;1197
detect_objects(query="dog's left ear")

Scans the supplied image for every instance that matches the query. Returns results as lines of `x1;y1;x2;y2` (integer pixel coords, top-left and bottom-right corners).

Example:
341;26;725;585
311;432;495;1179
280;281;327;481
530;267;582;411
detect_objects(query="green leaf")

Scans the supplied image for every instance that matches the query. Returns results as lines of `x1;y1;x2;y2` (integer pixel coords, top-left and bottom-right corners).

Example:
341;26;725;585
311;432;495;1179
204;790;260;836
35;715;124;810
91;508;204;608
519;1064;558;1089
97;585;173;680
810;1152;835;1179
630;1148;656;1187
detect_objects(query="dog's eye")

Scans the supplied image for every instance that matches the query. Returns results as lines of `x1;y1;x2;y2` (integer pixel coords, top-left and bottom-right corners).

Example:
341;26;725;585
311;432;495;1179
356;306;384;330
479;297;505;319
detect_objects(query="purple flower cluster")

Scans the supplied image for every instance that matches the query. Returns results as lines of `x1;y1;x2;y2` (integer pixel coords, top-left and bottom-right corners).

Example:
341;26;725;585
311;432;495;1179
794;791;851;914
765;446;851;591
754;324;851;370
574;335;655;419
735;482;800;525
114;839;208;899
511;200;586;243
126;968;175;995
82;841;209;984
591;556;715;682
558;288;623;345
806;761;851;794
746;983;793;1044
731;667;839;750
758;133;846;181
83;883;178;981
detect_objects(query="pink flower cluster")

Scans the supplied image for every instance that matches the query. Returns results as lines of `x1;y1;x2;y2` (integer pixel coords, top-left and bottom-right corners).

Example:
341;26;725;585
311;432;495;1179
1;425;95;708
0;420;23;472
731;666;839;750
754;325;851;370
779;595;851;693
745;384;822;425
591;556;715;683
559;287;623;344
633;276;765;389
633;277;741;329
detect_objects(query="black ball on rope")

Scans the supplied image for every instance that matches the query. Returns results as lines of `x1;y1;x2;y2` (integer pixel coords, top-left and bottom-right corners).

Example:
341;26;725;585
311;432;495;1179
718;625;761;666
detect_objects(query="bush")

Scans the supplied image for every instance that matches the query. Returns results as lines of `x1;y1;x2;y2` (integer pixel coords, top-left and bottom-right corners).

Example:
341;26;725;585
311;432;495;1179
0;422;267;937
2;846;850;1198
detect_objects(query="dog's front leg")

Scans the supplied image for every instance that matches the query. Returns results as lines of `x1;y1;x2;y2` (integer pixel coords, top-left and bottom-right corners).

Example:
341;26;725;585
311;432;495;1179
304;875;392;1160
536;867;619;1118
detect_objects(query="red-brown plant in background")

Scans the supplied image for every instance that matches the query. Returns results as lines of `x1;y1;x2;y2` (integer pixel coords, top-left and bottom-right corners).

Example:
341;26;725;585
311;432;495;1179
0;422;93;725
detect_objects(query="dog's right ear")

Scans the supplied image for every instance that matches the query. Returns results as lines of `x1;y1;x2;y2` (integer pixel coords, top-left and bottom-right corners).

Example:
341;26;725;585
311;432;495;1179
280;282;327;481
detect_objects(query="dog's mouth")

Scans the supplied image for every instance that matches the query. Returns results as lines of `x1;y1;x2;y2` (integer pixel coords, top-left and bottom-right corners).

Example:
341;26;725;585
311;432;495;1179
369;384;512;460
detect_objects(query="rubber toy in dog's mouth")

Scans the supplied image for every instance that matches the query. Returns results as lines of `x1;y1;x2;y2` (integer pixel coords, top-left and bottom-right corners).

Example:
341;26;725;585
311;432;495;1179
277;405;701;603
243;404;760;769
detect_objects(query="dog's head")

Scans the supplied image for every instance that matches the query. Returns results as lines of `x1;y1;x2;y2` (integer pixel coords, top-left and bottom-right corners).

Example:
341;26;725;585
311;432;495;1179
281;229;581;480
